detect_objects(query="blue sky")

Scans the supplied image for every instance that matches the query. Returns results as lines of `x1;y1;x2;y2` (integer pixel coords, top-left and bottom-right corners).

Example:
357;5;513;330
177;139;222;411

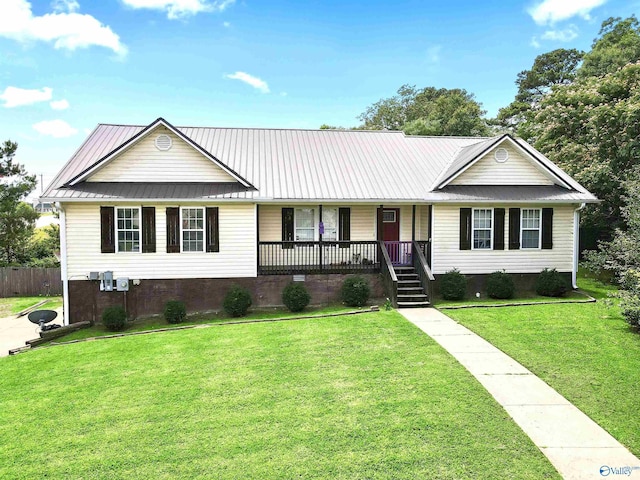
0;0;637;192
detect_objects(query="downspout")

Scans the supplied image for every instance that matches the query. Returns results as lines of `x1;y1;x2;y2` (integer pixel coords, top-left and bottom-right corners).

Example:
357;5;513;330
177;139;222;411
55;202;70;326
572;203;586;289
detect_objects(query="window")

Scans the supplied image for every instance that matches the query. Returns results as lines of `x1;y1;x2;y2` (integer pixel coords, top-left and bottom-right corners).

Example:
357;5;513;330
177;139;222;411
382;210;396;223
295;208;315;241
472;208;492;249
181;207;204;252
521;208;541;249
116;207;141;253
322;208;338;241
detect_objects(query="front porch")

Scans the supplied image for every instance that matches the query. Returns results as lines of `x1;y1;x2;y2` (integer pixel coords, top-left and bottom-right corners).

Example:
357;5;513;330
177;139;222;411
255;203;434;307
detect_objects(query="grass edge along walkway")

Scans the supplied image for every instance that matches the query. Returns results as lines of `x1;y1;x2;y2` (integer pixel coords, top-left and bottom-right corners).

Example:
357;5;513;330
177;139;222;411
399;307;640;480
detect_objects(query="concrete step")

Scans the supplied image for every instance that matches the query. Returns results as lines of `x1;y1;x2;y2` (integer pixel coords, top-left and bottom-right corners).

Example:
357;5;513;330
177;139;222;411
397;301;431;308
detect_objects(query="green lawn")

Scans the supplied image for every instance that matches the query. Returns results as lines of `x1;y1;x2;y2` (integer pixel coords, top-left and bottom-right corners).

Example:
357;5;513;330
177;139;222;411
0;296;62;317
435;289;589;308
54;304;362;343
445;277;640;456
0;311;558;479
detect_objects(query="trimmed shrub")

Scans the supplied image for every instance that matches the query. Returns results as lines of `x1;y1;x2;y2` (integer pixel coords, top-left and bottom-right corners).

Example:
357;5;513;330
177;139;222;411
164;300;187;324
102;305;127;332
223;284;252;317
535;268;569;297
282;282;311;312
440;269;467;300
486;271;515;299
341;276;370;307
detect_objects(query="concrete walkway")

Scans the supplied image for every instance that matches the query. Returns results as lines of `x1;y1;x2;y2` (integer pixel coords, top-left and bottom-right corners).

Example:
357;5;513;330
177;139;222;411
399;308;640;480
0;308;63;357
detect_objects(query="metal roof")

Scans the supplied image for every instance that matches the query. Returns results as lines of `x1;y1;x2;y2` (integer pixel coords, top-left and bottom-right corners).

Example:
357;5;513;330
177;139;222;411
426;185;598;203
42;120;597;203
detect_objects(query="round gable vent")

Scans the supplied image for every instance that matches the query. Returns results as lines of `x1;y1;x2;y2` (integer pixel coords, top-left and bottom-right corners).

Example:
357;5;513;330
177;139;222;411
494;147;509;163
155;134;172;151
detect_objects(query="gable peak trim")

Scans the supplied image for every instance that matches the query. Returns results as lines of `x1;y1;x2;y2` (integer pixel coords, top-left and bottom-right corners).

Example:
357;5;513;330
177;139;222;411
65;117;255;189
436;134;571;190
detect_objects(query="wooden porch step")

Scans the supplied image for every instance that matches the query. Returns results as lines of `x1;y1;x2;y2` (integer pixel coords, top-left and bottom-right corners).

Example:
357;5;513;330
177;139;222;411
398;280;421;287
396;273;418;280
397;286;424;292
398;295;429;302
394;266;415;272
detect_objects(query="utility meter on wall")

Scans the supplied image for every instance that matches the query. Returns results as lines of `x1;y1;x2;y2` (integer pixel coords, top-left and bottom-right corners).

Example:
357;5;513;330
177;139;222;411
116;277;130;292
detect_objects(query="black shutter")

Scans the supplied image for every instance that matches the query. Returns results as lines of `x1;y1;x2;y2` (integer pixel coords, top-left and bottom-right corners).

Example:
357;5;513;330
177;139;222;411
542;208;553;249
338;207;350;248
459;208;471;250
166;207;180;253
282;207;294;249
494;208;505;250
100;206;115;253
206;207;219;253
142;207;156;253
509;208;520;250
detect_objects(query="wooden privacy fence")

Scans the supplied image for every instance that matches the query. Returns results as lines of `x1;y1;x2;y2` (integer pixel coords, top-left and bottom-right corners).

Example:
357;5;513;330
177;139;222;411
0;267;62;297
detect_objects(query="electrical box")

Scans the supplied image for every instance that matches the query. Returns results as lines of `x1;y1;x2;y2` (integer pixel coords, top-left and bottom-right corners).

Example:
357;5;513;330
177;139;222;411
116;277;130;292
89;271;99;280
103;271;114;292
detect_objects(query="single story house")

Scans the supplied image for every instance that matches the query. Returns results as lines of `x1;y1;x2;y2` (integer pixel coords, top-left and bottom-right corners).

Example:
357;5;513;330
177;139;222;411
41;118;598;324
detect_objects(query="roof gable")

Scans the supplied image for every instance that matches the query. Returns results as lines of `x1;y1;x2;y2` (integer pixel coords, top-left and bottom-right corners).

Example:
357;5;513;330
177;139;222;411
436;135;571;190
86;126;237;183
67;118;253;188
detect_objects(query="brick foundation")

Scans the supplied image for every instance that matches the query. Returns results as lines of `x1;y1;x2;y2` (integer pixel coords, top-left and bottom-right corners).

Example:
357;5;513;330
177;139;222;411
68;274;385;324
432;272;573;298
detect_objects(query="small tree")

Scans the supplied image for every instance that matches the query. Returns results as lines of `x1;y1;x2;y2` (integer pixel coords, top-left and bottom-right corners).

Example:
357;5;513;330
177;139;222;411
0;141;37;265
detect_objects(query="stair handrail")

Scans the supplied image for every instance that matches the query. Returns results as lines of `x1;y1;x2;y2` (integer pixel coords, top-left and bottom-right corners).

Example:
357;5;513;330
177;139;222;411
378;240;398;307
412;240;434;302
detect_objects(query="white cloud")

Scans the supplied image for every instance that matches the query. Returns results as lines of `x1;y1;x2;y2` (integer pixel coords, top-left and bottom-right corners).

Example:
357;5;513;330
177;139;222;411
223;21;230;27
32;119;78;138
50;99;70;110
541;25;579;41
0;0;127;56
530;36;541;48
426;45;442;64
528;0;607;25
52;0;80;13
225;71;270;93
121;0;236;19
0;86;52;108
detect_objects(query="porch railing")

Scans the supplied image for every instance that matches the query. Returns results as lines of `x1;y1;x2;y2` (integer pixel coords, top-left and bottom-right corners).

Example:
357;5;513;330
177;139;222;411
383;241;412;266
412;240;434;302
379;240;398;307
258;241;379;275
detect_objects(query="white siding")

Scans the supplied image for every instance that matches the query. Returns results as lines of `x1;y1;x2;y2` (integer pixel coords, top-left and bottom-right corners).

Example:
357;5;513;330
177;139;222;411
65;203;256;279
450;144;555;186
432;204;575;274
88;127;236;183
258;204;377;241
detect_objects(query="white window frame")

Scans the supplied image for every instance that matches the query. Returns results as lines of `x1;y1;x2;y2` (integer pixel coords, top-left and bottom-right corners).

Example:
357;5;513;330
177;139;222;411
382;210;396;223
294;207;317;242
115;206;141;253
472;208;493;250
520;208;542;250
180;207;205;253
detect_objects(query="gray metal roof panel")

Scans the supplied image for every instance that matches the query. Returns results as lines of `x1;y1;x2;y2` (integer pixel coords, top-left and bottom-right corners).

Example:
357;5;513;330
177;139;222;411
45;182;256;200
426;185;598;203
43;123;596;203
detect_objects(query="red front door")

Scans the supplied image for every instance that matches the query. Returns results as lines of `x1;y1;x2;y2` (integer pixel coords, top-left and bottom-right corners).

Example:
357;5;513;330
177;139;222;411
381;208;400;241
379;208;401;263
